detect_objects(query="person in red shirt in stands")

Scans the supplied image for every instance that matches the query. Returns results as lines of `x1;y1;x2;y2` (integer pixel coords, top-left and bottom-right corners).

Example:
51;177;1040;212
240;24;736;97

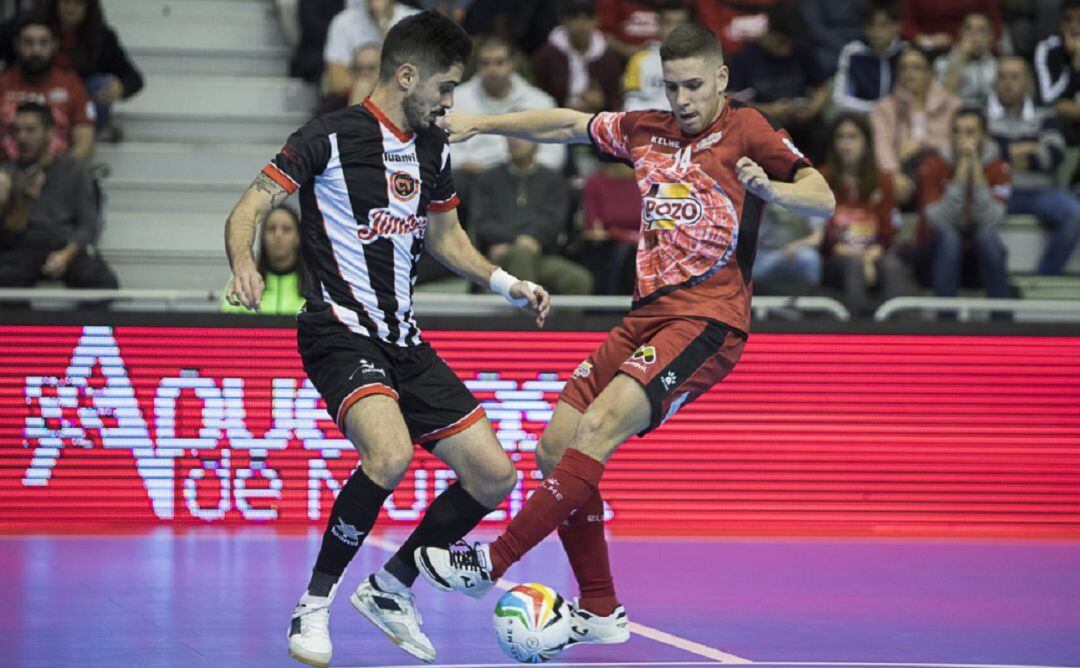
820;112;907;316
915;107;1011;301
0;19;94;160
900;0;1002;53
416;22;835;644
581;161;641;294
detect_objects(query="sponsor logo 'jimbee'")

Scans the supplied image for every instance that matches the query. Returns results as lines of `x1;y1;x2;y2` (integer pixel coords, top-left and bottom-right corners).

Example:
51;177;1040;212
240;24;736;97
642;183;703;231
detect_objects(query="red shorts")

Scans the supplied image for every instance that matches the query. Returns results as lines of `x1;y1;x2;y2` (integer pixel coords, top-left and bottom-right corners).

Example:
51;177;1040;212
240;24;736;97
560;315;746;434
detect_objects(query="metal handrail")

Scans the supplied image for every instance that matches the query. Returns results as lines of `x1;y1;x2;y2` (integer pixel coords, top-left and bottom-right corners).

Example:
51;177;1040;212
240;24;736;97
875;297;1080;321
0;288;852;320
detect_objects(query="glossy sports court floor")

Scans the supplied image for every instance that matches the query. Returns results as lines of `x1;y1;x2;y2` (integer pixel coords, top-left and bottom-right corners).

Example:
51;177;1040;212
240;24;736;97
2;528;1078;668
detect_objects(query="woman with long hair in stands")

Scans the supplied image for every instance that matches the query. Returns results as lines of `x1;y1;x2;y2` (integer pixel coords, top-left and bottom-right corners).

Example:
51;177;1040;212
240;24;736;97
221;205;307;315
820;112;908;316
39;0;143;137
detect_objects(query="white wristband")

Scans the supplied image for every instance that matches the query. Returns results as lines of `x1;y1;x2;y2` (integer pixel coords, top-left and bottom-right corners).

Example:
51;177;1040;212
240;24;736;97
490;268;531;307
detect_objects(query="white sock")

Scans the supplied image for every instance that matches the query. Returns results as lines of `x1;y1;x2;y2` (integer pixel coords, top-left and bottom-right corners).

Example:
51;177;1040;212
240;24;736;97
373;567;409;593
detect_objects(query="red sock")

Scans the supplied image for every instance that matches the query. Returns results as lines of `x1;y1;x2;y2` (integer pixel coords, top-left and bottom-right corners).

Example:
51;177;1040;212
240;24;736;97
490;449;604;579
559;490;618;616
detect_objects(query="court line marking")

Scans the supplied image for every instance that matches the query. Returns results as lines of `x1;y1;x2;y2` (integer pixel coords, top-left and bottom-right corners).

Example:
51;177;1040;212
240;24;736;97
342;663;1080;668
364;535;752;664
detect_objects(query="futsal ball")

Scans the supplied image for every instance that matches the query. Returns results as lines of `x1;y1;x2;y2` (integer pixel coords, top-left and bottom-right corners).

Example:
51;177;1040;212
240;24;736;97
492;583;572;663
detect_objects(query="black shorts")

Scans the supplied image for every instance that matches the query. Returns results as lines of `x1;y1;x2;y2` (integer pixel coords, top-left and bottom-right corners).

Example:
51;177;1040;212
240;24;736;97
298;319;484;451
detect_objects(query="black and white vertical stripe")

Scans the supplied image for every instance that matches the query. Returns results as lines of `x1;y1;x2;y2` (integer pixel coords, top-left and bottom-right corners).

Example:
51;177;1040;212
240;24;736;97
297;105;453;347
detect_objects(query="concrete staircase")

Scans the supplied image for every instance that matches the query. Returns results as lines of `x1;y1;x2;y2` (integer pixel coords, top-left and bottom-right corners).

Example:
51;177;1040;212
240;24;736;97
98;0;316;290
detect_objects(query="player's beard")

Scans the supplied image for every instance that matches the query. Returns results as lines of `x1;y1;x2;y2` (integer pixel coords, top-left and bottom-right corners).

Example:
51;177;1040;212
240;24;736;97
402;92;433;131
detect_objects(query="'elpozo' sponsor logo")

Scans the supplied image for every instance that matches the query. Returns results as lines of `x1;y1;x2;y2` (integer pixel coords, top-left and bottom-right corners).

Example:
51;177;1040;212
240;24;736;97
641;182;702;231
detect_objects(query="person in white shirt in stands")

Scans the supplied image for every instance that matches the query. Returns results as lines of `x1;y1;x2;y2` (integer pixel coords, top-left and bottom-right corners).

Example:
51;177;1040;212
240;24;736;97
934;12;997;108
323;0;419;98
451;34;565;175
621;0;691;111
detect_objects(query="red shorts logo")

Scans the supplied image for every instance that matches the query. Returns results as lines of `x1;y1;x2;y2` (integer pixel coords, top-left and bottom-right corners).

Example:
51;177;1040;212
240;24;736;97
391;171;418;201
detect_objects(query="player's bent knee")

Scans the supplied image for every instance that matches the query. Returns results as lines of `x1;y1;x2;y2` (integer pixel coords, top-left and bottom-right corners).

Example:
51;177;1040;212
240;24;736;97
534;438;564;476
460;457;517;506
362;444;414;488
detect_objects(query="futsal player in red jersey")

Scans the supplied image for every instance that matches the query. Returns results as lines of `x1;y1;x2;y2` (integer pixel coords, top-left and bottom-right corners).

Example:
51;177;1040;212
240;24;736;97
414;22;836;643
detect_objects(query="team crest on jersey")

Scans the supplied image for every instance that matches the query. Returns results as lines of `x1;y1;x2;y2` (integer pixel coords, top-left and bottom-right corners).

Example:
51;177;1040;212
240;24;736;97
631;345;656;365
642;183;703;230
572;360;593;379
390;171;418;201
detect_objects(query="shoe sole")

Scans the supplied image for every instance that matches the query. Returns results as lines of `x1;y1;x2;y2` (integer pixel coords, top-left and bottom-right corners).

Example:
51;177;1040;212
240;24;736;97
350;592;436;664
288;646;331;668
413;547;492;600
570;629;631;646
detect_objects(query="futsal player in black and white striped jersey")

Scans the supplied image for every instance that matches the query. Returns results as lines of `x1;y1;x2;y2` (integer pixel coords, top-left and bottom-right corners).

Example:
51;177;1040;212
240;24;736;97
224;11;550;667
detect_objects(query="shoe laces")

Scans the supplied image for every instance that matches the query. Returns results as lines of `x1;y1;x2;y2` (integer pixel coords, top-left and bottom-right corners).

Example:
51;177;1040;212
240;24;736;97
448;540;487;573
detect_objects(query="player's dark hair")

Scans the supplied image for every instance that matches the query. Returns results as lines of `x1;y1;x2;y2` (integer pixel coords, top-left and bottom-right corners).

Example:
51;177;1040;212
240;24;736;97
660;23;723;64
15;101;53;128
257;205;306;292
862;0;900;24
954;106;988;134
378;9;472;82
1063;0;1080;13
823;112;879;203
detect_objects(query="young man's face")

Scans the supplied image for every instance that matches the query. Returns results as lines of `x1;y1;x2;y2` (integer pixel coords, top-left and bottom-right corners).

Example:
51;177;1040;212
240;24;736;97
951;114;984;155
16;25;56;74
1064;7;1080;40
403;62;464;131
13;112;51;163
476;43;513;95
993;58;1028;107
662;55;727;135
960;13;993;56
865;12;899;53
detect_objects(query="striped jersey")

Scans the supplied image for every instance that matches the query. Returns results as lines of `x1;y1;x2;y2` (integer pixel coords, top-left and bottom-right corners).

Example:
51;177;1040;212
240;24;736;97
262;98;459;346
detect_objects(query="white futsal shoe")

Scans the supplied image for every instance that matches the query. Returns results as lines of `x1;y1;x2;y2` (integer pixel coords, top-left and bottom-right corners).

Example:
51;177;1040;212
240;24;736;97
567;598;631;645
288;581;338;667
350;575;436;663
414;541;495;599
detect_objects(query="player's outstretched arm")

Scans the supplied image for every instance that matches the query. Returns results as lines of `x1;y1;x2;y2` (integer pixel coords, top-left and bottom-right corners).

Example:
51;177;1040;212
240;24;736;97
736;160;837;218
224;172;290;311
438;108;592;145
426;207;551;328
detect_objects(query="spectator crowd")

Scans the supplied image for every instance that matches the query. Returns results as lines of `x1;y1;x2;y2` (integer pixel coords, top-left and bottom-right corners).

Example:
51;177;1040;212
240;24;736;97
0;0;143;296
287;0;1080;317
3;0;1080;318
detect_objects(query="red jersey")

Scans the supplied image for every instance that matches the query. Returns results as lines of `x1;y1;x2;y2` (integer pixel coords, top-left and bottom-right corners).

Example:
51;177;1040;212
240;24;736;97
820;170;900;257
0;66;95;159
588;99;811;333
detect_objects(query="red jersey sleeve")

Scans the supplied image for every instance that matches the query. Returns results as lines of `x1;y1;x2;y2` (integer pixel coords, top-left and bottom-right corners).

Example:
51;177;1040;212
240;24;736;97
588;111;643;163
741;108;812;182
68;74;94;125
986;160;1012;203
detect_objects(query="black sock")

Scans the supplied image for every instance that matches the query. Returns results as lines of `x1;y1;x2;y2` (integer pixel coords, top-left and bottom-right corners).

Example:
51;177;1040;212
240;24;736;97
384;481;491;586
312;467;392;582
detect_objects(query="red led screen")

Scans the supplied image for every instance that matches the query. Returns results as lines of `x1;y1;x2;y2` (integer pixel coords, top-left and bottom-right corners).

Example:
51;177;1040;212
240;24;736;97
1;325;1078;537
